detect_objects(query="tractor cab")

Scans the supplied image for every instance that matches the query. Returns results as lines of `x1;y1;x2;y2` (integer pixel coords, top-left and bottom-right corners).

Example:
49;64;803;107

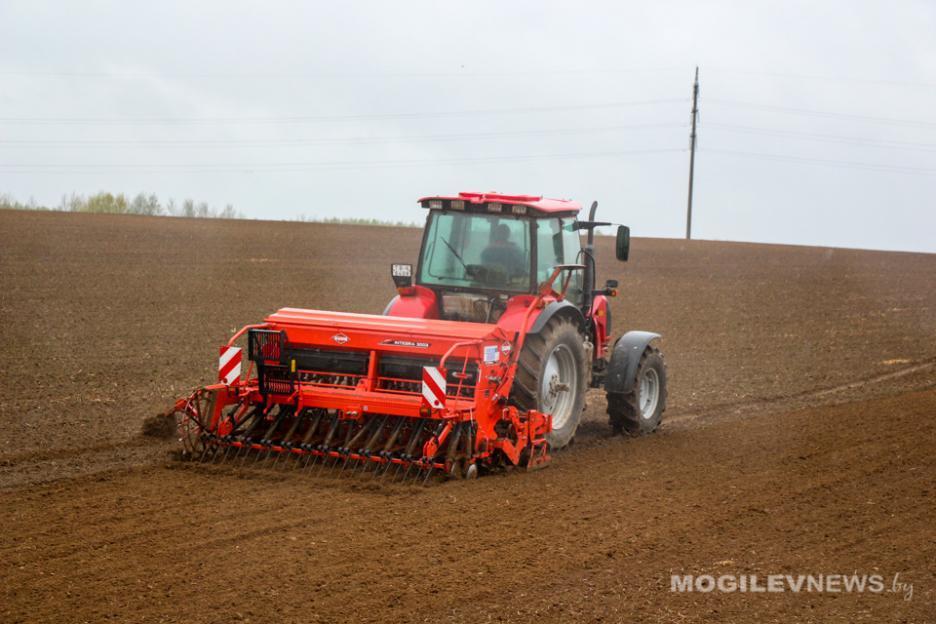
388;192;627;327
414;195;585;322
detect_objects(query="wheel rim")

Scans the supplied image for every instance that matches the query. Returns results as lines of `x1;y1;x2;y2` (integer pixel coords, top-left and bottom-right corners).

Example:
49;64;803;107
639;367;660;420
177;406;205;456
176;390;210;457
540;344;577;429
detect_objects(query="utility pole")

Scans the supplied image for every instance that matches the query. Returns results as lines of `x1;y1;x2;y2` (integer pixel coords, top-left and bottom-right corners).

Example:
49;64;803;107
686;66;699;240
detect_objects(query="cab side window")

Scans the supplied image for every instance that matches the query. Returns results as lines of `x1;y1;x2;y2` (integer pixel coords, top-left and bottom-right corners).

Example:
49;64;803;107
535;218;563;285
534;218;584;306
560;218;584;305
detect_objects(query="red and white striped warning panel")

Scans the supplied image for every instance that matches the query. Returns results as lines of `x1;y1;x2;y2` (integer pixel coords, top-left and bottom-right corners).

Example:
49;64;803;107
218;346;243;385
422;366;447;409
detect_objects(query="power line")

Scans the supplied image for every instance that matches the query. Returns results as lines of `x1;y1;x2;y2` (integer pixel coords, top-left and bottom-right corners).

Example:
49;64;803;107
0;122;686;148
707;67;936;91
705;122;936;152
707;98;936;128
702;147;936;176
0;67;687;80
0;146;686;173
0;98;686;126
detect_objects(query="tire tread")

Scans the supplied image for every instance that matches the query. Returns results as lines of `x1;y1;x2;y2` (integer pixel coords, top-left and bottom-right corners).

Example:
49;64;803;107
607;345;667;436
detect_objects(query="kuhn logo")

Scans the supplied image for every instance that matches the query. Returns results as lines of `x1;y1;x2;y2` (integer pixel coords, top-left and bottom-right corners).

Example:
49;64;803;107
331;332;349;345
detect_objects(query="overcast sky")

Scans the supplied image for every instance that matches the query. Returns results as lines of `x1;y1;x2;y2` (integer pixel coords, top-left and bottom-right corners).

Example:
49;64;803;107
1;1;934;252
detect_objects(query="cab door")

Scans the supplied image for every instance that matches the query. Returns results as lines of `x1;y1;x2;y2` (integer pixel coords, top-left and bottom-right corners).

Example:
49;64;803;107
534;217;585;306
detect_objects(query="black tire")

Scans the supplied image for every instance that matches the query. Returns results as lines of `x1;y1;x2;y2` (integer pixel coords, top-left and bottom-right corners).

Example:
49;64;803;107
607;345;667;436
511;316;588;449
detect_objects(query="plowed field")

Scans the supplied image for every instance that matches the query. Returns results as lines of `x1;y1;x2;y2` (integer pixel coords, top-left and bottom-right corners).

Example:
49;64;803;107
1;210;933;622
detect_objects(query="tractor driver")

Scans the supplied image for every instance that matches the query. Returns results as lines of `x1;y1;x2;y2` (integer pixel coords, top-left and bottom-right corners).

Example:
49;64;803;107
481;223;526;280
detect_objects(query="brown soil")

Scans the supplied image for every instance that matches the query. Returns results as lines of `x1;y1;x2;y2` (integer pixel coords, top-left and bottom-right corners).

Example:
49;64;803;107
0;210;934;622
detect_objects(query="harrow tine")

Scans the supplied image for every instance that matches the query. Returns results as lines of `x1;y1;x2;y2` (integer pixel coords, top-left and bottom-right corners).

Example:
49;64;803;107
377;417;406;479
238;442;255;467
395;418;427;480
294;410;325;470
353;415;390;477
409;420;446;485
404;420;445;485
221;408;260;462
271;409;305;468
198;416;219;462
201;405;243;464
264;405;296;463
199;394;222;462
329;421;352;478
381;451;405;480
407;459;429;485
199;437;217;464
209;438;228;463
422;463;435;485
339;417;382;475
335;419;358;472
379;459;395;480
204;432;231;463
300;414;324;470
261;406;294;464
312;414;341;476
243;407;286;467
362;415;393;475
321;420;350;475
229;408;266;463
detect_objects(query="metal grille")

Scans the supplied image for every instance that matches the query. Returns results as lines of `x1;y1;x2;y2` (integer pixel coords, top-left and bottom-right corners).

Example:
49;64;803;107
249;329;285;363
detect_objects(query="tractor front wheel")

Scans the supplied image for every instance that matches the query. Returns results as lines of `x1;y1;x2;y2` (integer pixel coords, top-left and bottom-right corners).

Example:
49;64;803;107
607;345;667;436
511;316;588;449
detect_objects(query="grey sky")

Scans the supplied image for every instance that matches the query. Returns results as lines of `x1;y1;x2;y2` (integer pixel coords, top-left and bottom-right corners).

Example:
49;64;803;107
1;1;934;252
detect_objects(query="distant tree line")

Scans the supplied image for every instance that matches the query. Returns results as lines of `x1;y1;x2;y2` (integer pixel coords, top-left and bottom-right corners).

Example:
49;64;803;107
0;192;241;219
1;192;421;227
294;214;418;228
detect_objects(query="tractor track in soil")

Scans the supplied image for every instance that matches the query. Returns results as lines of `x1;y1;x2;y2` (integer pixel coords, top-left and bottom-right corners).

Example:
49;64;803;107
661;356;936;427
1;210;934;623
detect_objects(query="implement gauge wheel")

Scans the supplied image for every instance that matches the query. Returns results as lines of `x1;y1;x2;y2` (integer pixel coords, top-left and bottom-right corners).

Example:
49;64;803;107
607;345;667;436
511;316;588;449
174;389;212;459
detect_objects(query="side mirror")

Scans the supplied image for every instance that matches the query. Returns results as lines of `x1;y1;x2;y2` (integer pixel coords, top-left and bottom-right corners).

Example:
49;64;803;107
605;279;619;289
615;226;630;262
391;263;413;289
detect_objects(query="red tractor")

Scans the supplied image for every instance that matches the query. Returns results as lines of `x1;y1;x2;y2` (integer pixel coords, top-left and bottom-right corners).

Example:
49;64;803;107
168;192;667;480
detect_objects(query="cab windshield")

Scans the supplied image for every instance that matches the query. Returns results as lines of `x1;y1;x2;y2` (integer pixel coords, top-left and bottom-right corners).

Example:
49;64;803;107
418;211;532;292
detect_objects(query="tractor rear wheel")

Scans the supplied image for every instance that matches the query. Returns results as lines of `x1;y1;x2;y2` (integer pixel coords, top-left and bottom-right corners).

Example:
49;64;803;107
511;316;587;449
607;345;667;436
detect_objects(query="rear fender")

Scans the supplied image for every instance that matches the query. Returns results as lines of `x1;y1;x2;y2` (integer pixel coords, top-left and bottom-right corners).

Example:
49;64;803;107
383;285;439;319
605;331;661;394
529;300;587;335
496;297;586;338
